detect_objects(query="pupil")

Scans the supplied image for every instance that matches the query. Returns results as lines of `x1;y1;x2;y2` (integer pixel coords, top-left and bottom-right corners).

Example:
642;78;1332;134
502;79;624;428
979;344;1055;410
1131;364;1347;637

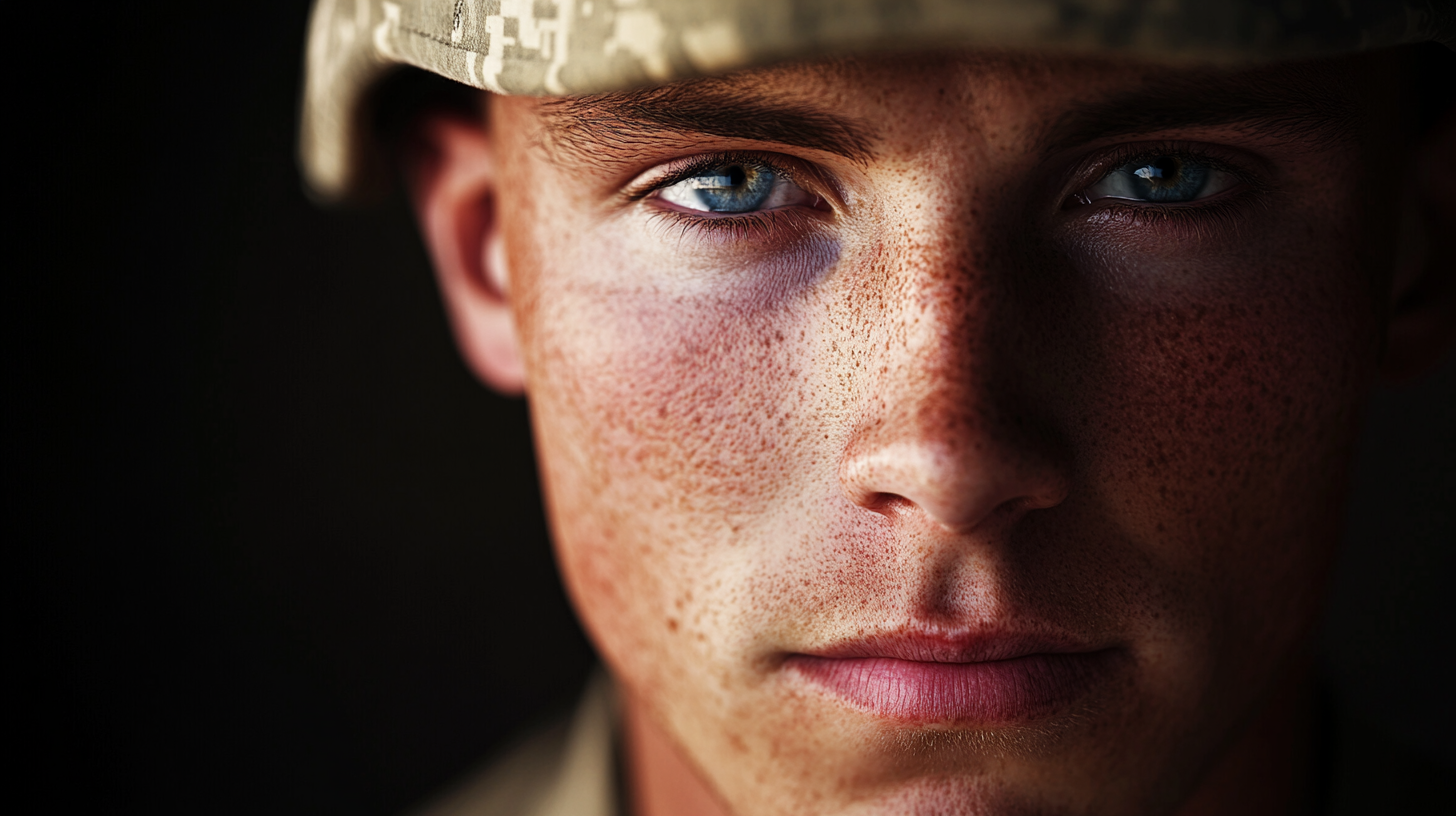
1144;157;1181;187
725;165;747;186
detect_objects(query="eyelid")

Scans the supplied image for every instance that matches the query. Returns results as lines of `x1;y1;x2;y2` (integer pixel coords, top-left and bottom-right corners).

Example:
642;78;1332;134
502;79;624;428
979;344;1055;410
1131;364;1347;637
1063;140;1265;207
625;150;841;211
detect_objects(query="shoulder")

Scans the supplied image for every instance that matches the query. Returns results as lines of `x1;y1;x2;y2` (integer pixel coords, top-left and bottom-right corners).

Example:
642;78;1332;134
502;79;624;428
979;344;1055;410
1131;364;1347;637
405;672;620;816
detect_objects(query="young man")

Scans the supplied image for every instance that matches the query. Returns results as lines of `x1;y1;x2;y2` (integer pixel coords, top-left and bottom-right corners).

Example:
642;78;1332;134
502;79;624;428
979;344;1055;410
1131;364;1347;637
300;2;1455;814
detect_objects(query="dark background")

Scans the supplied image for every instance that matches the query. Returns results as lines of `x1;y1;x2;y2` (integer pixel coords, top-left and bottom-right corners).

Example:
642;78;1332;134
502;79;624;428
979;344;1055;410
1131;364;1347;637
22;3;1453;815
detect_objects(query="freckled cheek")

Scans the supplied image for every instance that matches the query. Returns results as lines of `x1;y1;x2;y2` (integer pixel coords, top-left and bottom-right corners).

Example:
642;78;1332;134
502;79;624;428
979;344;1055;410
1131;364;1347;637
535;291;817;507
519;246;832;672
1057;232;1379;628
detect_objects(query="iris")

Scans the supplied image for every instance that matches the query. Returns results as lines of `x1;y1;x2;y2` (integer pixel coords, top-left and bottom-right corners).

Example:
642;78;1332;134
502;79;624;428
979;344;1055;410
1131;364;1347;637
660;164;776;213
1088;156;1215;203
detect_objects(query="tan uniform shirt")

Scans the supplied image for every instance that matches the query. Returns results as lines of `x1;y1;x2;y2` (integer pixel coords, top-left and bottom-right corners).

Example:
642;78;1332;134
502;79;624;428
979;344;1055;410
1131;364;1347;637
407;673;619;816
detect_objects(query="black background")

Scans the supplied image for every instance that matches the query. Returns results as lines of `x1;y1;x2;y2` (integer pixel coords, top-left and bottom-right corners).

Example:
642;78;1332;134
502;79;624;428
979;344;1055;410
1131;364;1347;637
21;3;1454;815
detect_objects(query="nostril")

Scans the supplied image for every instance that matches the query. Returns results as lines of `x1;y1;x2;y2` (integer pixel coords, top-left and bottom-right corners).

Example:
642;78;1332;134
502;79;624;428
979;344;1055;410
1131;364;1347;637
839;438;1070;535
855;491;913;517
839;452;906;512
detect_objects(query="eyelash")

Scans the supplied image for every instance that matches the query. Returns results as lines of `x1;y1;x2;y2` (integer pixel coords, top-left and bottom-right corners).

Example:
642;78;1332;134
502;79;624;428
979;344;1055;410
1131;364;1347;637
628;151;803;201
629;151;824;241
1080;193;1263;242
1067;141;1261;219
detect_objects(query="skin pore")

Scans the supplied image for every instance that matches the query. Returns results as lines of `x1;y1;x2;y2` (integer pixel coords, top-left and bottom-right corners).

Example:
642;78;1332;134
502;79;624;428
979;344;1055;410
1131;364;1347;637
407;49;1455;816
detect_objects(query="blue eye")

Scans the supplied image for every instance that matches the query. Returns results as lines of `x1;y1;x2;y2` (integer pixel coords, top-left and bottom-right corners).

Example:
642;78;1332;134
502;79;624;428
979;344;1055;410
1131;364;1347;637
658;163;778;213
1082;156;1232;204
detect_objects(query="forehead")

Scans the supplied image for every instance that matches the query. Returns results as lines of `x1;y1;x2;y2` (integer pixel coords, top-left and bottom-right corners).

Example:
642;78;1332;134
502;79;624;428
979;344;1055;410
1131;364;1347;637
523;50;1389;167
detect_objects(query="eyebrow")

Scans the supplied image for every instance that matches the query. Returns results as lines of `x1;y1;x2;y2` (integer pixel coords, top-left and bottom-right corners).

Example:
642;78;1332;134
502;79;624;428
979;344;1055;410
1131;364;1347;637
1044;71;1360;154
537;80;875;165
537;66;1361;171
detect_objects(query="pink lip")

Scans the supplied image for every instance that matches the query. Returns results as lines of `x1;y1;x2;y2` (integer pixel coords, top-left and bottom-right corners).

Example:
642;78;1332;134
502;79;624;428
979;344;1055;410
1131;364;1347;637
786;632;1122;723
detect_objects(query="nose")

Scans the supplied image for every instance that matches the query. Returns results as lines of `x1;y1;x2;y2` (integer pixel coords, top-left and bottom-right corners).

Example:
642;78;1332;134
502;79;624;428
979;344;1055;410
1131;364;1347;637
837;244;1070;536
840;422;1069;534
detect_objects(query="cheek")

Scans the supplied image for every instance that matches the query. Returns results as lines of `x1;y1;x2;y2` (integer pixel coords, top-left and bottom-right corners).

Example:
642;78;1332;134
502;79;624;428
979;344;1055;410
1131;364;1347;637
1049;201;1382;653
544;293;807;524
511;216;836;683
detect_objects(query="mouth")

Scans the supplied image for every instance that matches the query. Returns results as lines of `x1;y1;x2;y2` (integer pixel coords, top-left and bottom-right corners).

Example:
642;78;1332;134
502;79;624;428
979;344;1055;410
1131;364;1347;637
784;631;1124;724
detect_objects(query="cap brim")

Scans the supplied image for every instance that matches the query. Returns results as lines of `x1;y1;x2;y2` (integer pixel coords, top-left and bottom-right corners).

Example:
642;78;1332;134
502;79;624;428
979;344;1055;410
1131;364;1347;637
300;0;1454;203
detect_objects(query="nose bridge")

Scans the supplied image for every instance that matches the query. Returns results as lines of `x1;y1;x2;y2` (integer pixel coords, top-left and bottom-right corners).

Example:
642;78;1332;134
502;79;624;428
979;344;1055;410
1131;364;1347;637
874;192;1004;444
899;247;993;421
839;198;1068;534
876;148;1003;408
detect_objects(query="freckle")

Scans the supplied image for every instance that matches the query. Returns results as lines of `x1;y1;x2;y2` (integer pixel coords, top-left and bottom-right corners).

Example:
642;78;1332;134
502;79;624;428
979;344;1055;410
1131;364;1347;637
666;618;678;632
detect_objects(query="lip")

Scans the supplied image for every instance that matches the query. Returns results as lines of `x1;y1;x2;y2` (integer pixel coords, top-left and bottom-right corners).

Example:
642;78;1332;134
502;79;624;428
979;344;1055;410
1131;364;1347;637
785;631;1122;724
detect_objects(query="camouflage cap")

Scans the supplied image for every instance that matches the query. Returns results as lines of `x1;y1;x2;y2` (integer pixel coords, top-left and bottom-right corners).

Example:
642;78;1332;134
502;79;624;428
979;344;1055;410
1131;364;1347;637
300;0;1454;202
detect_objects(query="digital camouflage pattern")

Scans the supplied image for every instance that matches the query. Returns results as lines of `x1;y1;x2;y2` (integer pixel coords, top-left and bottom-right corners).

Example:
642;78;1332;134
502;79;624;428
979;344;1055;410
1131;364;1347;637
300;0;1454;201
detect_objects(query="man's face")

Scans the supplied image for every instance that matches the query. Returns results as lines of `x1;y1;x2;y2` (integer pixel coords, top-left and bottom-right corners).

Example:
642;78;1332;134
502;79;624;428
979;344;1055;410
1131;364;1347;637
483;52;1408;814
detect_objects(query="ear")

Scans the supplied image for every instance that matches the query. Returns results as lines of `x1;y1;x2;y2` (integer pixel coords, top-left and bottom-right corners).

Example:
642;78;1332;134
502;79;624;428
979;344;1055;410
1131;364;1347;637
403;107;526;394
1382;107;1456;382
